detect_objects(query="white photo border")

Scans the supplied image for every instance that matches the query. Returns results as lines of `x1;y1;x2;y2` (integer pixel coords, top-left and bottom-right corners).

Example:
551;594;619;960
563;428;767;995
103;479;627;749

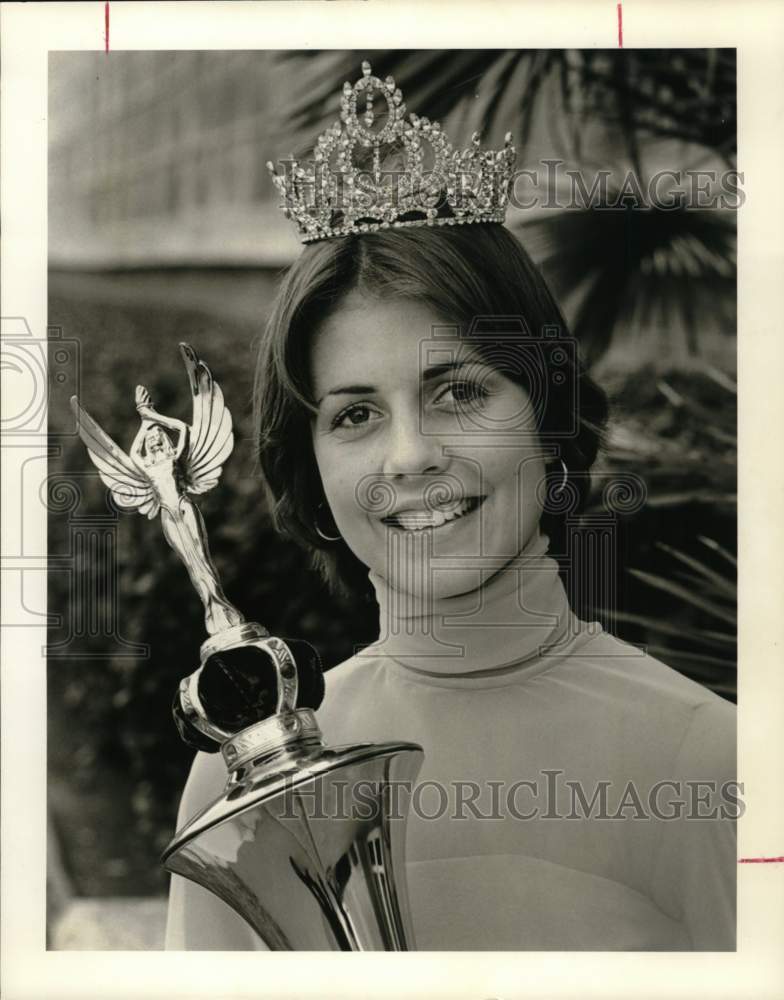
2;1;783;998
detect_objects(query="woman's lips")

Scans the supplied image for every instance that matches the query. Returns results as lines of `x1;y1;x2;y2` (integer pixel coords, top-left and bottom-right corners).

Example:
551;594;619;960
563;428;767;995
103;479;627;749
381;495;486;531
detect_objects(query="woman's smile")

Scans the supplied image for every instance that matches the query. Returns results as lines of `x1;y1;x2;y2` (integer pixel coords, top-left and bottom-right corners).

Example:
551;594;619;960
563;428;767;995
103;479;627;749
381;494;487;531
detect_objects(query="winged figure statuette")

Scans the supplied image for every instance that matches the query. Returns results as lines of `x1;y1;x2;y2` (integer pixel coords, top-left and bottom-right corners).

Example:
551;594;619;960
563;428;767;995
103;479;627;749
70;342;244;636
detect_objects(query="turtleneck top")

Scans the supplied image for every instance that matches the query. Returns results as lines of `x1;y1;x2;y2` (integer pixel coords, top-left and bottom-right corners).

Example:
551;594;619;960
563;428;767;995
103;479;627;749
165;530;736;951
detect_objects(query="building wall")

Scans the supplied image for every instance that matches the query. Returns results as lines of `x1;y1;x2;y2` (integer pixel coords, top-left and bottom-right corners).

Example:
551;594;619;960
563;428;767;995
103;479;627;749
49;51;300;267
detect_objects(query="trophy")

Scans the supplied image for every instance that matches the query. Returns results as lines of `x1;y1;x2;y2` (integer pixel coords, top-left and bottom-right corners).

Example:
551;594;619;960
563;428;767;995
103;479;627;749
71;343;423;950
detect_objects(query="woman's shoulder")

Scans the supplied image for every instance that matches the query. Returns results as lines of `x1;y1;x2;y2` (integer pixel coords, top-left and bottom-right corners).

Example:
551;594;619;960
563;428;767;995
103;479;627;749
324;646;385;683
316;648;403;743
567;621;736;775
570;620;734;708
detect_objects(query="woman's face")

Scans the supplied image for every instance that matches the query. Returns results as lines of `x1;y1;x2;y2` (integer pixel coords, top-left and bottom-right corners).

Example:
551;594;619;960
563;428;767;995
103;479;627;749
310;291;547;599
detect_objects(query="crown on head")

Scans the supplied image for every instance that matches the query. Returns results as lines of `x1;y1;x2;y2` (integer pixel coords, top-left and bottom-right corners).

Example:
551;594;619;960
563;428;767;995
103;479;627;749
267;61;517;244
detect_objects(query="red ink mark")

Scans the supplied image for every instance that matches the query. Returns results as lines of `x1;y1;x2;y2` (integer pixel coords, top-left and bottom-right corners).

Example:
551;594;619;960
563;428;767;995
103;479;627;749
105;2;110;53
738;856;784;864
617;3;623;47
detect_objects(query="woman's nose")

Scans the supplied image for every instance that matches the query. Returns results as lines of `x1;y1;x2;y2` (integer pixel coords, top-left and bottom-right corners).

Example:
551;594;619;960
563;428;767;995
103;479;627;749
381;409;445;477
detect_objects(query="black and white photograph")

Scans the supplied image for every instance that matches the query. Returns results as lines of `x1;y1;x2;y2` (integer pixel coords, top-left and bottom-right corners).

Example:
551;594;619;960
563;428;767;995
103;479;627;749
2;3;783;998
46;44;740;950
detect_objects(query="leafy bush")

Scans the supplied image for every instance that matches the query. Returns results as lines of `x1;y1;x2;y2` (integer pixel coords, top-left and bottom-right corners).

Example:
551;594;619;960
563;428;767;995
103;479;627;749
590;364;736;698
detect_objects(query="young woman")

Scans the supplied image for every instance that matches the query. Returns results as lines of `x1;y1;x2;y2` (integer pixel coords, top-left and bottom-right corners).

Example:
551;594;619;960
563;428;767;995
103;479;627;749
166;223;736;951
166;61;736;951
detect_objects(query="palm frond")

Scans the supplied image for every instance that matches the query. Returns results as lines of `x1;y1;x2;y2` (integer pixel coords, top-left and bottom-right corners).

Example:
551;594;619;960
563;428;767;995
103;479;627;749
627;568;736;625
517;206;735;364
608;610;735;649
655;542;736;598
279;50;556;149
616;535;736;698
277;49;736;158
698;534;737;567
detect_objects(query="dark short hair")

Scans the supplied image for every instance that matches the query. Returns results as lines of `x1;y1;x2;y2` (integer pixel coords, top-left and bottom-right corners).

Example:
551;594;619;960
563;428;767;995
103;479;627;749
254;223;609;596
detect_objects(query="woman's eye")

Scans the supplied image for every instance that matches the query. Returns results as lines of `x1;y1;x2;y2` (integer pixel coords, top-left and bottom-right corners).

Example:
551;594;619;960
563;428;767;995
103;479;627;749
435;381;490;409
331;403;378;430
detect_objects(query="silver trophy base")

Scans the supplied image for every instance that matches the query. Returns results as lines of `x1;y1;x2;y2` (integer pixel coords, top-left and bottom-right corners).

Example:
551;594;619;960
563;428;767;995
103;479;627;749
163;711;424;950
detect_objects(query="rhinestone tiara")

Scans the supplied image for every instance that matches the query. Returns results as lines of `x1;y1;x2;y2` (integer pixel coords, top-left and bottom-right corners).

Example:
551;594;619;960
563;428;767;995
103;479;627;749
267;60;517;244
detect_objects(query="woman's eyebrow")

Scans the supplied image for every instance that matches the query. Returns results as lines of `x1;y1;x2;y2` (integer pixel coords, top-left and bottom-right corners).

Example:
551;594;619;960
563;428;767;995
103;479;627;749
316;360;490;404
421;359;489;381
316;384;376;405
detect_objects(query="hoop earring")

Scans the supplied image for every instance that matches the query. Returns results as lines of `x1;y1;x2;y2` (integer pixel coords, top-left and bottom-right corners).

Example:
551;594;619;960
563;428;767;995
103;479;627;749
552;459;569;496
314;503;341;543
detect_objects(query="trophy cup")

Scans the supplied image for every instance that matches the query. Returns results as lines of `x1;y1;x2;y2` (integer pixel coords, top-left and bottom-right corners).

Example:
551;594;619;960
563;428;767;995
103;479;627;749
71;343;423;950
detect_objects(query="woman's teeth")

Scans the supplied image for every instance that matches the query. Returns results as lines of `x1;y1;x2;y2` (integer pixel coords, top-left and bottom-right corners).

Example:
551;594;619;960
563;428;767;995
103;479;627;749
384;496;484;531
